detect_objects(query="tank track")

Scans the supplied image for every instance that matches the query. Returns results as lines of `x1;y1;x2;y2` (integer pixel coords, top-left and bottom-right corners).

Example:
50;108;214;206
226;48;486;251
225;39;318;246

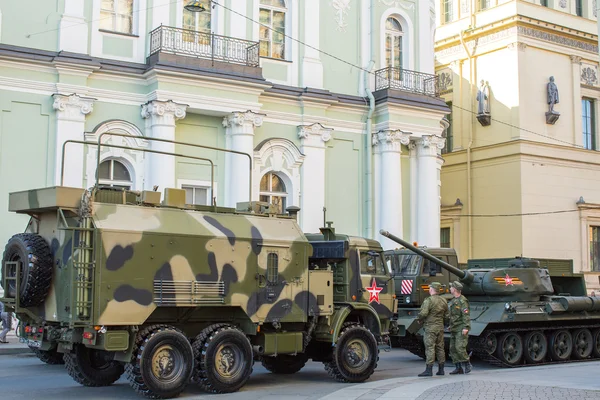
470;323;600;368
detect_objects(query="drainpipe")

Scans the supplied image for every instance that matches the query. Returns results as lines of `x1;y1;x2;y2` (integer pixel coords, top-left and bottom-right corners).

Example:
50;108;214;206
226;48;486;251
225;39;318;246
459;0;476;259
364;0;376;239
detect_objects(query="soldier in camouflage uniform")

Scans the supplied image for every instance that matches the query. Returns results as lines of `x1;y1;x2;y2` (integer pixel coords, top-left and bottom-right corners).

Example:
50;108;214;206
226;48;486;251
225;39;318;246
416;281;448;377
447;281;472;374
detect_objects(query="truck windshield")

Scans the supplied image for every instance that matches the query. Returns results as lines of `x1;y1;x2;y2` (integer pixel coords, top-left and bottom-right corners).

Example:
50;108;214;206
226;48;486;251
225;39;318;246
395;254;421;276
360;250;387;275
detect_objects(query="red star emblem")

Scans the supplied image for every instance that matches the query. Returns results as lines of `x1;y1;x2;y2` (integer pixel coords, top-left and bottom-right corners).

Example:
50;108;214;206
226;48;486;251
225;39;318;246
366;277;383;304
505;274;514;286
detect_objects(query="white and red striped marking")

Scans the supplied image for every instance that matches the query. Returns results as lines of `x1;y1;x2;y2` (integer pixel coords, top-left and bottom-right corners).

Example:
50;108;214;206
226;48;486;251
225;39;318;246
401;279;413;294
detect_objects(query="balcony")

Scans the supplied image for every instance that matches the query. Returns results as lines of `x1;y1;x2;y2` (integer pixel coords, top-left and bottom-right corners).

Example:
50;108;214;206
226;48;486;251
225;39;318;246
375;67;440;98
147;25;262;79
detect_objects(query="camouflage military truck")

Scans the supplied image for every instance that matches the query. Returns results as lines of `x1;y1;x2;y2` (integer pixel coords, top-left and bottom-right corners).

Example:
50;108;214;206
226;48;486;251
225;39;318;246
0;138;396;399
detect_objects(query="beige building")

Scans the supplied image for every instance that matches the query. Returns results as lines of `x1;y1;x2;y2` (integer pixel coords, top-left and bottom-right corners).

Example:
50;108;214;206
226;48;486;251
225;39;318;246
434;0;600;292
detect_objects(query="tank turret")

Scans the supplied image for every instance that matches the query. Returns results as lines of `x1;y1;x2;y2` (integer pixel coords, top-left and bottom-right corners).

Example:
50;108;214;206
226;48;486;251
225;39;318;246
380;230;554;301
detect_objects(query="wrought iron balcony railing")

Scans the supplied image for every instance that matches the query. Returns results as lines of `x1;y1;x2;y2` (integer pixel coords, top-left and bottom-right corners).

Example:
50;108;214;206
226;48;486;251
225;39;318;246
149;25;260;67
375;67;440;97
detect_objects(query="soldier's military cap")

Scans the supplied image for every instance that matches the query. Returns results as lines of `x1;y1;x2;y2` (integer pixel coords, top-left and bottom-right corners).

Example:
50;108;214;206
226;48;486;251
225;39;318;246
430;282;442;290
450;281;463;290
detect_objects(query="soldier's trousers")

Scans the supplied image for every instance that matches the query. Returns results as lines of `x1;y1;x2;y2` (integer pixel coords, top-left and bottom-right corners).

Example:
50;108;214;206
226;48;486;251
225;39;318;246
423;329;445;365
449;331;469;363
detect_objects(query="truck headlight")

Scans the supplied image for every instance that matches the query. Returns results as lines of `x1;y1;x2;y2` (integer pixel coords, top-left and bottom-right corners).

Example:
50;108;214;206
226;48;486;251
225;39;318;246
406;297;411;303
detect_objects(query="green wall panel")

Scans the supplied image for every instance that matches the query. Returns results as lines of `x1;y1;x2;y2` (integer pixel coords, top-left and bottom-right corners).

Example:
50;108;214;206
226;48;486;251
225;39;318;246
102;35;134;58
0;0;62;51
85;102;145;135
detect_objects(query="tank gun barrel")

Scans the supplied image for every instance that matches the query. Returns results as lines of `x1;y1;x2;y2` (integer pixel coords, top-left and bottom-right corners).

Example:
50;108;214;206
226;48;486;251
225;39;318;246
379;229;474;284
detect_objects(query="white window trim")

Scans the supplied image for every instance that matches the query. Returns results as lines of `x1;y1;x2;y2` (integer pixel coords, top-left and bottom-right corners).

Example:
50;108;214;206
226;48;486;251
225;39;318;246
581;87;599;151
379;9;414;71
579;206;600;273
258;0;289;60
177;179;217;206
99;0;136;35
176;0;220;35
98;158;134;188
90;0;148;63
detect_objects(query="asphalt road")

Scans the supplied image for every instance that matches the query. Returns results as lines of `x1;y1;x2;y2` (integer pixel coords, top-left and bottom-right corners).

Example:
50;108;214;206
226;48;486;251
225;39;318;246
0;348;495;399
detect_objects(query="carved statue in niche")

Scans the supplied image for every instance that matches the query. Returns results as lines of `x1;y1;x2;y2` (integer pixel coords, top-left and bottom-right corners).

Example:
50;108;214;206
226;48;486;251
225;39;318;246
476;80;491;126
546;76;560;124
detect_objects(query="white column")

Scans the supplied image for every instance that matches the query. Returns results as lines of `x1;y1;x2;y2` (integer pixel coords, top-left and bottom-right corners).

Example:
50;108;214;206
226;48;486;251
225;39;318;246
298;123;332;232
229;1;247;39
301;0;323;88
141;100;187;192
59;0;88;53
52;94;94;187
373;130;410;249
152;0;171;29
409;141;418;242
417;0;434;74
416;135;445;247
223;111;263;208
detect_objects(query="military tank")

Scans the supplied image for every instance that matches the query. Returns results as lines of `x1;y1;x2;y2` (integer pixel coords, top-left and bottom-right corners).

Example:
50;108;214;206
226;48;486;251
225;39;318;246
381;229;600;367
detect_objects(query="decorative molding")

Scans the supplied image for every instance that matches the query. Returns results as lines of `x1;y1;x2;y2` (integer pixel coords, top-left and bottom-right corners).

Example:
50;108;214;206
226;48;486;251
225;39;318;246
297;122;333;146
331;0;351;32
506;42;527;51
372;129;411;153
581;65;599;87
437;69;453;92
570;55;582;64
52;93;95;122
222;110;264;129
559;0;567;8
518;26;598;54
141;100;187;126
378;0;415;11
416;135;446;156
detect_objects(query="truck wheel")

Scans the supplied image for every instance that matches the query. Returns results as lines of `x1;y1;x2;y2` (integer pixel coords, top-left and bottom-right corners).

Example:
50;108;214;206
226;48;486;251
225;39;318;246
64;344;124;387
324;322;379;383
126;325;194;399
31;347;65;365
261;353;309;374
1;233;53;307
193;324;253;394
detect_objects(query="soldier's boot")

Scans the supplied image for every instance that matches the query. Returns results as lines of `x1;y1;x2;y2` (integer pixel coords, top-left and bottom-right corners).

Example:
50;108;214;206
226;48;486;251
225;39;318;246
449;362;464;375
464;359;472;374
418;364;433;377
436;363;445;376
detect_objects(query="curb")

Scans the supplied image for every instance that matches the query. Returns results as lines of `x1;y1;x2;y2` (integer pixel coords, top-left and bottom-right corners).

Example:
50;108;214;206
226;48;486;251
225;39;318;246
0;346;33;356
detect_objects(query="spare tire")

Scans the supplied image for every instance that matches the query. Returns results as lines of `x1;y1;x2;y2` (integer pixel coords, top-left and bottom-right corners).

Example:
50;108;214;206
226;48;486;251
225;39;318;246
1;233;53;307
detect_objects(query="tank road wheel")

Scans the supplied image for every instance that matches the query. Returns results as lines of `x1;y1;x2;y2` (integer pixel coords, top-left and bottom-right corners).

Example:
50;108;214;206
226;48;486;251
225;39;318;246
482;332;498;355
324;323;379;383
523;331;547;364
495;332;523;366
548;329;573;362
592;329;600;358
126;325;194;399
1;233;53;307
571;329;593;360
193;324;253;394
260;353;309;374
64;344;124;387
31;347;65;365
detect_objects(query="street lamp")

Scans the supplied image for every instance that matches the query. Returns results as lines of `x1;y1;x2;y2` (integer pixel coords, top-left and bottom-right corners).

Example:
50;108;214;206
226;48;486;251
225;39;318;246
184;1;207;12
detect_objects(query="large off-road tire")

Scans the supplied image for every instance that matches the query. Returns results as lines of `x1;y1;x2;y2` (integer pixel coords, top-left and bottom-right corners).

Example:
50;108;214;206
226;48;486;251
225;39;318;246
64;344;124;387
31;347;65;365
193;324;253;394
1;233;53;307
126;325;194;399
324;322;379;383
261;353;309;374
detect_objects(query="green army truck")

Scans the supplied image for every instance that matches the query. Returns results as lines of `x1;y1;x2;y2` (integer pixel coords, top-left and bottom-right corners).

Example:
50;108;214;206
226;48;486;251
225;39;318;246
0;138;396;399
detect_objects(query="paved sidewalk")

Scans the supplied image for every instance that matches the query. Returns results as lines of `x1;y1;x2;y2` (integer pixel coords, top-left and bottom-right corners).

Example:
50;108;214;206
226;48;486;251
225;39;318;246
321;361;600;400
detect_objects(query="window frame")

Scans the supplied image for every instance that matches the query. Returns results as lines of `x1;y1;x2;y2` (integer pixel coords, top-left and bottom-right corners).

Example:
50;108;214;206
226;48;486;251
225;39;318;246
591;226;600;272
259;0;287;60
259;172;288;213
479;0;492;11
385;17;403;70
177;179;215;206
575;0;583;17
442;0;454;23
98;158;133;189
100;0;135;35
440;227;451;248
582;97;596;150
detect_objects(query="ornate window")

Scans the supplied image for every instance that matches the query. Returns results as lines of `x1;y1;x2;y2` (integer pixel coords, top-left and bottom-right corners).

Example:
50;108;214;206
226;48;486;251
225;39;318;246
259;0;286;59
183;0;211;44
100;0;134;34
98;159;132;189
443;0;453;23
385;17;403;70
260;172;287;213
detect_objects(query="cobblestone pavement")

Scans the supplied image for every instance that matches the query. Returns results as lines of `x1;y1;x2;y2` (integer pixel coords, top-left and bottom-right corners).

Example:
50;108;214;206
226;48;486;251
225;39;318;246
415;381;600;400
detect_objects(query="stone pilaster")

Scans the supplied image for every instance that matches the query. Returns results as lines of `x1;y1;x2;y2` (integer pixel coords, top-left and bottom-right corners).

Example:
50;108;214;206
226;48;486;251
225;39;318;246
416;135;445;247
222;110;263;208
372;129;410;249
141;100;187;192
298;123;332;231
571;55;583;147
53;93;94;187
59;0;88;53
